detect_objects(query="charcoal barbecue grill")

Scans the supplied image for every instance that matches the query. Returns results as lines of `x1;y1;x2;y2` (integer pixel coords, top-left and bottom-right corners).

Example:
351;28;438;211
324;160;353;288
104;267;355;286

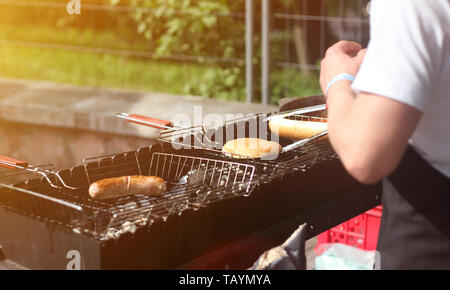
0;96;381;270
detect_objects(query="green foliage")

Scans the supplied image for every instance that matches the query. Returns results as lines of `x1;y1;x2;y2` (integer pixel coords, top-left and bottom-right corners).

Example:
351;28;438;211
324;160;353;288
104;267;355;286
112;0;247;101
0;40;207;94
120;0;244;58
111;0;325;103
270;69;321;105
1;0;328;103
326;0;370;16
183;66;246;101
0;39;319;104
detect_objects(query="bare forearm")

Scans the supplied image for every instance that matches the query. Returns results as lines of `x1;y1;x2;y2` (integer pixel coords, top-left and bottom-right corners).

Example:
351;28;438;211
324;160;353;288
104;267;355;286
326;82;356;137
326;83;421;184
325;82;368;181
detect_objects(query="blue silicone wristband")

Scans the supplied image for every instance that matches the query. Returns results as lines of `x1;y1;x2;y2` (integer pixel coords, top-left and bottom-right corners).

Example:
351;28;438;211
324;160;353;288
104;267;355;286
325;73;355;95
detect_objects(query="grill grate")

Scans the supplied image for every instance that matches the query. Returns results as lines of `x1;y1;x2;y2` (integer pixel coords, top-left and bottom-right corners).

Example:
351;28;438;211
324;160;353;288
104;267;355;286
150;152;255;192
83;151;142;184
0;105;337;241
0;149;260;240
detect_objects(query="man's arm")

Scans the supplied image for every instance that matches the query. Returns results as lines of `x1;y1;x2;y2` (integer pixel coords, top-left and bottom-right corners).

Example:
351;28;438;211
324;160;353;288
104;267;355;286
326;82;422;185
320;41;422;185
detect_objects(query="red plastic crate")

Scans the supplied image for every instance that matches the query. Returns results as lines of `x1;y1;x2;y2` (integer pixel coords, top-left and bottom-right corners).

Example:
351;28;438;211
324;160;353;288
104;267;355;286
316;206;383;253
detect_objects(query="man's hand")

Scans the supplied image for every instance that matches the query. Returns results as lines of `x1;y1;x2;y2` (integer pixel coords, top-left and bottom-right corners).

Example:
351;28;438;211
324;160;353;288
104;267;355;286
320;41;366;96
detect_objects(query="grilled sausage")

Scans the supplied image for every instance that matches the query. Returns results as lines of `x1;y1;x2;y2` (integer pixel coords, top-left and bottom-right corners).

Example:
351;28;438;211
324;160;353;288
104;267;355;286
269;118;328;141
89;176;166;200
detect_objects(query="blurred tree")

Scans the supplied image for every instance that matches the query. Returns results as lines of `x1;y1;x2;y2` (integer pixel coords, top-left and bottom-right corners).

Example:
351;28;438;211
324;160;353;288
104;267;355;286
111;0;247;100
114;0;245;58
113;0;340;101
1;0;368;102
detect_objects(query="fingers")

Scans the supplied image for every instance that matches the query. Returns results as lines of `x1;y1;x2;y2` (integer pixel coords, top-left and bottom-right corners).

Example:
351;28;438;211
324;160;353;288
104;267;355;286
336;41;363;55
327;41;363;56
355;48;367;62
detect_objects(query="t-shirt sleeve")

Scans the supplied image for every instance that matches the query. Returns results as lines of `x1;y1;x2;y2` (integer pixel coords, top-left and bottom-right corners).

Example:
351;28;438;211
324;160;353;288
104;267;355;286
352;0;443;111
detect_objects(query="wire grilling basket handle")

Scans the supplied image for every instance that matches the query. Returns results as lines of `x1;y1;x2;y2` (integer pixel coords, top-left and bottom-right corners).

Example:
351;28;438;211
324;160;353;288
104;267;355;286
118;105;327;130
116;113;175;130
0;155;77;190
116;112;214;146
0;155;28;169
0;182;83;212
281;130;329;153
266;104;327;122
0;156;90;215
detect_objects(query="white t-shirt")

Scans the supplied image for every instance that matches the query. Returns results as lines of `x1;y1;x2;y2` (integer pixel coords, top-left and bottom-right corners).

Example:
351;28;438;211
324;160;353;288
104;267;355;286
352;0;450;178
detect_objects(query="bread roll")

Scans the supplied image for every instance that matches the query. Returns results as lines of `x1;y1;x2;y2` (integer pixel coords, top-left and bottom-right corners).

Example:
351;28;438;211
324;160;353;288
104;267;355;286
269;118;328;140
89;176;166;200
222;138;282;159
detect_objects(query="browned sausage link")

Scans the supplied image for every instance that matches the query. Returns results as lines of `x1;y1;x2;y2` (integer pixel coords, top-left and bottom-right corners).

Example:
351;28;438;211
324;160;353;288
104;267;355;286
89;176;166;200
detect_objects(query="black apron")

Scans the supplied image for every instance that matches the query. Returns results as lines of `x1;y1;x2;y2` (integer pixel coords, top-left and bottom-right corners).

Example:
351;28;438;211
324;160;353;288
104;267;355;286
377;146;450;269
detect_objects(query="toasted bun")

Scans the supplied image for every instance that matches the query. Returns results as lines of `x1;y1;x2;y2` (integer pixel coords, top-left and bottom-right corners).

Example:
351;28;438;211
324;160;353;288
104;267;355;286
222;138;282;159
269;118;328;140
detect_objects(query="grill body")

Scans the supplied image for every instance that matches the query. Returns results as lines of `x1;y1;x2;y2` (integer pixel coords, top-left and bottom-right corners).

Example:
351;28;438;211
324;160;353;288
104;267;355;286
0;100;381;269
0;146;380;269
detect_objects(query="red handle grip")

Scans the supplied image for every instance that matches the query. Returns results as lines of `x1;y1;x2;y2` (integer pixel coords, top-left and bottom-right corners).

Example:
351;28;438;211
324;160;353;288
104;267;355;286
0;155;28;169
124;114;173;130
